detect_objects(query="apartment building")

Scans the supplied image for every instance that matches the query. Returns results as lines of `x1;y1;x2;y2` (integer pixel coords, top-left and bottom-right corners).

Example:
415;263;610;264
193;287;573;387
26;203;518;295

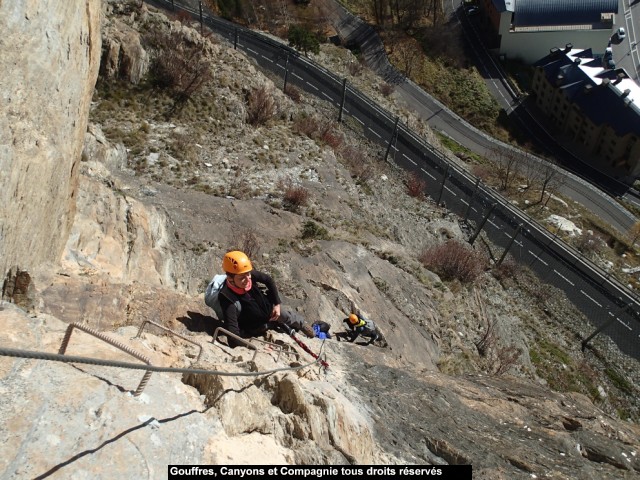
478;0;618;63
532;45;640;183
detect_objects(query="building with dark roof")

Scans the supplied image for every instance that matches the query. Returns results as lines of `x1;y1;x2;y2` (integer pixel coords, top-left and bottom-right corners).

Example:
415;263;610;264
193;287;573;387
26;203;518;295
531;45;640;182
478;0;618;63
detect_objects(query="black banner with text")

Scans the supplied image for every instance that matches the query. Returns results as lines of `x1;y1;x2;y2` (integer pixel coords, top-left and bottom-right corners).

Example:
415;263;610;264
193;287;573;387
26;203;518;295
168;465;471;479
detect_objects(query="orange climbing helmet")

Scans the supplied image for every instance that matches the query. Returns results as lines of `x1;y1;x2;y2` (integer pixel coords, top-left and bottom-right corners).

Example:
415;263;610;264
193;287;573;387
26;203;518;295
348;313;359;325
222;251;253;274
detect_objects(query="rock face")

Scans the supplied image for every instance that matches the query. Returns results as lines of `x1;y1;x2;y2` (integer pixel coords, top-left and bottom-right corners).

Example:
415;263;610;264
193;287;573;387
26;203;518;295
0;0;102;282
0;304;388;476
101;17;149;83
343;360;640;478
1;1;640;478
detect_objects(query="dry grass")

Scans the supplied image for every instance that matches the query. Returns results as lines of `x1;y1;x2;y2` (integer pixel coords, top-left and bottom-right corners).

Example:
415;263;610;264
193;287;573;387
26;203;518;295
406;171;426;198
284;84;302;103
419;240;487;283
246;86;277;126
227;228;261;261
380;82;394;97
144;30;213;107
338;144;378;185
279;178;310;212
292;114;344;149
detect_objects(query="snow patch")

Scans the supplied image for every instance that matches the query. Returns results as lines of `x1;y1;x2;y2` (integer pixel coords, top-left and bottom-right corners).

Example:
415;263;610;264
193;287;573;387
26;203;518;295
546;215;582;237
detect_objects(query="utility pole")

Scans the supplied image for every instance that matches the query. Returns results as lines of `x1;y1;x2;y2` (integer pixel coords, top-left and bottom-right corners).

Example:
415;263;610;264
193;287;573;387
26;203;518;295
497;224;523;266
436;164;450;205
384;117;399;162
463;178;480;223
283;55;290;92
469;203;496;245
338;78;347;123
582;303;628;350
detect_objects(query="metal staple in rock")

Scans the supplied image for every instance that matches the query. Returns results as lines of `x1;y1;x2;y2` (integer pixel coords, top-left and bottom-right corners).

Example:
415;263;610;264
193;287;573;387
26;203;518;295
135;319;203;363
211;326;302;363
59;322;153;396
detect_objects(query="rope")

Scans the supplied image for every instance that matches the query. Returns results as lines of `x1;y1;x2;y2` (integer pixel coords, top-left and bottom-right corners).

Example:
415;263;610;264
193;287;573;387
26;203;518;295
289;333;330;370
0;347;325;377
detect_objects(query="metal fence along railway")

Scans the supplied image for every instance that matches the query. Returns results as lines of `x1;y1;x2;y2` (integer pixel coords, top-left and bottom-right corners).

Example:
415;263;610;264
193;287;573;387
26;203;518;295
151;0;640;362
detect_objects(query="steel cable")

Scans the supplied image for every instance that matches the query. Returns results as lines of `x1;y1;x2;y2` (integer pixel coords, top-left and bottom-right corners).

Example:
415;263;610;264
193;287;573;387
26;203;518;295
0;346;326;377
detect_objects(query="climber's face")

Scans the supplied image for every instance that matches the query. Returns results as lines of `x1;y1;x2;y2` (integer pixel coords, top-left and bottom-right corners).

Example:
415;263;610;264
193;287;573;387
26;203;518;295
232;272;251;289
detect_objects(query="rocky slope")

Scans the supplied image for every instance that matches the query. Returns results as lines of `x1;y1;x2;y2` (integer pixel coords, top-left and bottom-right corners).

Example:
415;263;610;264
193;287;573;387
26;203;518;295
0;0;102;278
1;1;640;478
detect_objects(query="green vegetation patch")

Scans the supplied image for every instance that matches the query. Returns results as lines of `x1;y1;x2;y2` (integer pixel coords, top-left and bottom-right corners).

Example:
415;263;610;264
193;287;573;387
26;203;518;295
605;367;634;395
409;56;502;137
530;339;599;400
301;220;329;240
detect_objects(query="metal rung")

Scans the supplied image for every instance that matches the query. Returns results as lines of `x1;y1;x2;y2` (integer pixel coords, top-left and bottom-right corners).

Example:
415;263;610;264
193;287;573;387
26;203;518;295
135;320;203;363
211;327;299;363
58;322;152;396
247;336;300;362
212;327;258;361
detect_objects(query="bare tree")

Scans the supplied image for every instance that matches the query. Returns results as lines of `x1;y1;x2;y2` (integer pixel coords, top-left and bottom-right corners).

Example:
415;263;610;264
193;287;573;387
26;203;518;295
246;86;277;126
370;0;428;28
628;221;640;247
240;228;261;260
394;40;422;77
471;288;522;375
145;30;213;110
491;146;520;192
575;229;606;258
369;0;389;26
390;0;410;26
277;0;291;26
538;158;562;205
520;151;541;191
245;1;262;28
492;345;522;376
428;0;443;26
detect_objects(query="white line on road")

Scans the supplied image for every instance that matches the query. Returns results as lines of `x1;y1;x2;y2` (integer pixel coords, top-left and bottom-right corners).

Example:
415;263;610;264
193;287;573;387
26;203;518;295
554;269;575;286
306;82;319;91
580;290;603;308
403;154;417;165
617;318;633;331
528;250;548;265
368;128;382;139
421;168;436;180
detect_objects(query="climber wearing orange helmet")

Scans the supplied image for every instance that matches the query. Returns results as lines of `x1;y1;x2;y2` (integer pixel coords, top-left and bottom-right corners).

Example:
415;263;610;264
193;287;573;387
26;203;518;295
343;310;379;345
218;251;315;346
